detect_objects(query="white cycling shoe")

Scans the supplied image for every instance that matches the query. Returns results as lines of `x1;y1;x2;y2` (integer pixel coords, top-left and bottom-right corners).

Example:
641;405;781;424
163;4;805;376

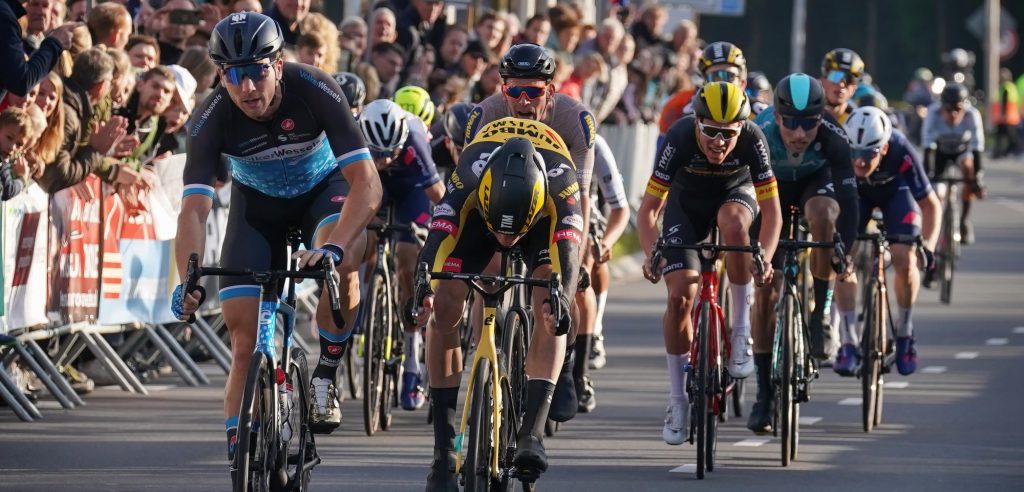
309;377;341;434
662;400;688;445
728;334;755;379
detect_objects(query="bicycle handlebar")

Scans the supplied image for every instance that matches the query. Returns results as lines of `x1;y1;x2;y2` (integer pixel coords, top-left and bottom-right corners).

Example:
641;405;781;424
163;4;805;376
650;238;765;279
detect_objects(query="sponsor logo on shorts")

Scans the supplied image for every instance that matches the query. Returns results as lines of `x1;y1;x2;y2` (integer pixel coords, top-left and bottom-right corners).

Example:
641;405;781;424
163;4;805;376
558;181;580;200
554;229;582;243
433;203;455;217
449;172;464;189
562;214;584;229
430;219;458;236
281;118;295;131
664;262;685;271
443;258;463;272
331;195;346;203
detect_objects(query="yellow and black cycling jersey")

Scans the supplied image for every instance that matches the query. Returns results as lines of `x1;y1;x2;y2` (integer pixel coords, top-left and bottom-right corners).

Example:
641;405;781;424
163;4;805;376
418;117;582;297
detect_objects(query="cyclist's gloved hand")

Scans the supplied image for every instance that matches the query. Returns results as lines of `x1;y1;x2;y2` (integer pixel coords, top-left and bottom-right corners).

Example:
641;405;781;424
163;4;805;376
171;283;206;322
543;295;572;336
922;246;936;272
577;267;590;292
294;243;345;270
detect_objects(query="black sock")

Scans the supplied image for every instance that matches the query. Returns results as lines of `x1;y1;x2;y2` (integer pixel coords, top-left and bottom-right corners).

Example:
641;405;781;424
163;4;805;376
573;334;591;384
518;379;555;440
312;328;349;381
430;386;459;452
812;277;834;319
754;353;772;401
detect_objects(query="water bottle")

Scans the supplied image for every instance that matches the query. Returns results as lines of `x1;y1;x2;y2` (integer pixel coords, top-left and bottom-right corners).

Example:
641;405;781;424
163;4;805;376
279;382;293;442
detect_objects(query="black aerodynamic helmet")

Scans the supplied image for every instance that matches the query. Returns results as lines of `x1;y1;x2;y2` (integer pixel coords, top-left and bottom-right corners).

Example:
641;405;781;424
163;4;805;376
209;12;284;65
499;43;556;82
332;72;366;108
476;137;548;236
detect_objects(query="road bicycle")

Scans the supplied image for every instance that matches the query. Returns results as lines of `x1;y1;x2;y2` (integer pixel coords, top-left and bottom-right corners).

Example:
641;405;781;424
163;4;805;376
651;230;763;479
183;230;344;491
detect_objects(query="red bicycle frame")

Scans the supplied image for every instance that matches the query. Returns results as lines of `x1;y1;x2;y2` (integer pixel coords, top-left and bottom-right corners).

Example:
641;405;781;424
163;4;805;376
689;266;731;416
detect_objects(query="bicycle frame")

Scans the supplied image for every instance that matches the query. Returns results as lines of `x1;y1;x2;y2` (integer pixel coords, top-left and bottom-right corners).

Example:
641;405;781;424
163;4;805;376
691;263;726;407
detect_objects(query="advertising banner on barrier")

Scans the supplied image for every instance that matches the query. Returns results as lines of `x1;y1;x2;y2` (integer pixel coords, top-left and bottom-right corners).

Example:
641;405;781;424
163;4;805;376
2;184;51;329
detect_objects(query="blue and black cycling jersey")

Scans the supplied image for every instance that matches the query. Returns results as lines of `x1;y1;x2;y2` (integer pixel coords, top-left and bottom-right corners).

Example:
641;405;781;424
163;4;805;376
858;129;932;202
182;62;371;199
754;106;852;182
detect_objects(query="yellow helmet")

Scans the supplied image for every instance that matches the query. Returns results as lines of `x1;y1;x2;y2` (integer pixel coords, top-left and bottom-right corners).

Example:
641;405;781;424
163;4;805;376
476;137;547;236
393;85;436;126
692;81;751;124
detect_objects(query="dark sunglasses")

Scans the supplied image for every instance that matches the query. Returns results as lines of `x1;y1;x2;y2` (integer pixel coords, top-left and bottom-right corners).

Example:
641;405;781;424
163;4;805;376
697;121;741;140
851;147;882;161
780;115;822;131
943;104;965;113
825;69;857;85
370;147;400;160
706;69;740;83
222;63;272;85
503;84;546;101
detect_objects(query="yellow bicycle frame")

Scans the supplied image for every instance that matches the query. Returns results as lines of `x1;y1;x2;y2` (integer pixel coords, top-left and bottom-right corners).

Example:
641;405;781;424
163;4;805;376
454;305;504;480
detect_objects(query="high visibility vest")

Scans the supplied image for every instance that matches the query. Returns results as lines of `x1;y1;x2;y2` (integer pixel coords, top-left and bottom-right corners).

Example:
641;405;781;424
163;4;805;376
992;80;1020;125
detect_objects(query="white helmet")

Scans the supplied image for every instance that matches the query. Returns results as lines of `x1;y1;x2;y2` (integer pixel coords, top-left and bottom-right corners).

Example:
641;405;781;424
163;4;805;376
359;99;409;153
844;106;892;149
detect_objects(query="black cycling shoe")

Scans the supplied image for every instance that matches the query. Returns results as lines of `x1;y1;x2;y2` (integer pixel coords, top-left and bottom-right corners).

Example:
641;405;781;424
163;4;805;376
922;267;935;289
513;435;548;483
577;376;596;413
425;450;458;492
746;353;773;435
549;351;577;422
809;313;836;360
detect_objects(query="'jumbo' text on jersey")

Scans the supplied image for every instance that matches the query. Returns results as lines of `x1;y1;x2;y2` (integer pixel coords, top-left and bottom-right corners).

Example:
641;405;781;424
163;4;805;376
183;63;371;199
646;116;777;201
465;93;596;189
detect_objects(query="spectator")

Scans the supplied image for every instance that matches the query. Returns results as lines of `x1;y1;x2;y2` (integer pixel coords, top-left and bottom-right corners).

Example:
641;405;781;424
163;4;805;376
37;47;134;193
338;16;368;72
596;33;634;124
631;2;668;50
114;65;174;166
578;18;627;122
670;19;698;61
155;0;200;65
22;0;59;51
300;13;341;72
87;2;132;50
993;67;1021;158
296;32;330;70
395;0;446;68
473;10;505;55
437;26;468;73
577;18;625;59
126;34;161;71
156;64;196;155
3;84;41;112
0;107;35;199
370;41;406;99
107;48;136;110
231;0;263;13
516;14;551;47
268;0;310;47
177;46;218;98
455;40;489;88
367;7;398;60
0;0;75;101
467;63;500;104
548;6;582;56
404;43;436;88
32;71;64;167
67;0;86;22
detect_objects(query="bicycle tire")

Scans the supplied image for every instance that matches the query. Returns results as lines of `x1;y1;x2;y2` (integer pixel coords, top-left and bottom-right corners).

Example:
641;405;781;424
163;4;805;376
707;306;722;472
362;273;386;436
497;375;519;492
234;352;274;492
873;288;890;428
464;358;494;492
716;271;732;423
346;340;362;400
861;277;881;433
278;347;312;491
502;309;529;427
779;292;795;467
380;282;401;432
695;301;710;479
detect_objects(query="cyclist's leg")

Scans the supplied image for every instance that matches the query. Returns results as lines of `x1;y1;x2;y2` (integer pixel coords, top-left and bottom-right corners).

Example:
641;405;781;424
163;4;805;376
573;246;597;411
393;188;433;409
833;199;871;375
957;151;979;244
590;259;610;368
718;185;757;378
220;185;288;459
802;169;841;358
883;188;924;374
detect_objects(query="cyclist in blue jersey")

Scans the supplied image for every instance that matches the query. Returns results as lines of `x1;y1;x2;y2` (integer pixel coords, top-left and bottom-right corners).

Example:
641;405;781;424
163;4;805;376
357;99;446;410
748;73;858;434
834;106;940;376
171;13;382;464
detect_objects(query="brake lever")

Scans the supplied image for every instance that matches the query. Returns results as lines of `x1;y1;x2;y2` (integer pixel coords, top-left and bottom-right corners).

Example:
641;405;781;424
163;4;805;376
322;257;345;330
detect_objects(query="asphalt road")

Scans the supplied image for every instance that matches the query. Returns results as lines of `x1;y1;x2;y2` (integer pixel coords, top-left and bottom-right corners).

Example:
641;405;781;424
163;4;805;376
3;159;1023;491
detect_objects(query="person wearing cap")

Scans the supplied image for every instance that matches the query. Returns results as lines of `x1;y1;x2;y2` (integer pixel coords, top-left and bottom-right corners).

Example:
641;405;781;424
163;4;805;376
156;64;197;155
820;47;865;124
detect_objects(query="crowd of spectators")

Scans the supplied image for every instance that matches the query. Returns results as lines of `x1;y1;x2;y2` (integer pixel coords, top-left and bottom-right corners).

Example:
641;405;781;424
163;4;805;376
0;0;706;208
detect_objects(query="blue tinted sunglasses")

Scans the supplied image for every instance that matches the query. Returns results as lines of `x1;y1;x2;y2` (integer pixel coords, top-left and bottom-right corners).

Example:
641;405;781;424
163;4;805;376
825;69;857;85
503;84;546;100
706;69;740;83
851;147;882;161
780;115;821;131
222;63;272;85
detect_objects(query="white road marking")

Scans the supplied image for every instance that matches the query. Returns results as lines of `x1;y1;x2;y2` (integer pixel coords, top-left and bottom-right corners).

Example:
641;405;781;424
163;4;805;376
954;352;979;360
670;464;696;473
144;385;176;391
885;381;910;389
986;338;1009;346
922;366;947;374
799;416;822;425
839;397;863;405
35;401;65;410
734;438;771;447
1013;327;1024;335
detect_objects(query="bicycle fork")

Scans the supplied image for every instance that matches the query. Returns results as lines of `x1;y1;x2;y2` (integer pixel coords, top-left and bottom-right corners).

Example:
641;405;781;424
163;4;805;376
454;305;503;479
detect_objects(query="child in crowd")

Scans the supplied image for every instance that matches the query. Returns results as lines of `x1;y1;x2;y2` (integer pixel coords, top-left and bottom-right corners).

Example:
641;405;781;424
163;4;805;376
0;107;37;201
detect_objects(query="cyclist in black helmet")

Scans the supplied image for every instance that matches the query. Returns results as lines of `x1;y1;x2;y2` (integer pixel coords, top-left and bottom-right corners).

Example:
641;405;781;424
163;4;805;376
333;71;366;114
173;13;382;471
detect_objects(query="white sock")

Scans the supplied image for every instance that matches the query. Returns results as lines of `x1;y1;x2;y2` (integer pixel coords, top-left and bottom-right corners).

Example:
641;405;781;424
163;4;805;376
404;331;422;374
728;281;753;337
897;307;913;337
666;353;690;404
839;310;858;346
594;291;608;337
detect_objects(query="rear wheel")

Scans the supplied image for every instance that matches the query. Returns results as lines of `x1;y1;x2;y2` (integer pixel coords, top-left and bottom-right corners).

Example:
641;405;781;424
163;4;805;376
694;302;711;479
778;293;795;467
363;273;386;436
939;199;956;304
464;359;494;492
280;347;313;491
346;337;362;400
380;286;400;432
234;353;274;492
861;278;881;433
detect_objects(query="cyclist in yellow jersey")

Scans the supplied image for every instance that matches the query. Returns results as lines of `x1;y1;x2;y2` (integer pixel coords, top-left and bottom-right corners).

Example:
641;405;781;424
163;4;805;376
820;48;865;124
416;118;582;490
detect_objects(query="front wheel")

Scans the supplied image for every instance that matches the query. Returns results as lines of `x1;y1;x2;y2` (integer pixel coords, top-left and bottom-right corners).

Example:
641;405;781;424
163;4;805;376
694;302;711;479
278;347;314;491
363;273;386;436
234;352;274;492
861;278;882;433
464;358;494;492
778;293;796;467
